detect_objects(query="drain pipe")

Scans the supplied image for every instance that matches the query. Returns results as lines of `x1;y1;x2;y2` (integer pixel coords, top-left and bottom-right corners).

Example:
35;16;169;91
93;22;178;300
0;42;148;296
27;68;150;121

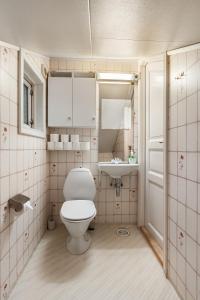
110;178;123;197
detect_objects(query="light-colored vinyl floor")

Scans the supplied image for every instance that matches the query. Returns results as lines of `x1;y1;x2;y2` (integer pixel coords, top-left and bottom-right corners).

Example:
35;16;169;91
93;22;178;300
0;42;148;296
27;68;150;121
9;225;179;300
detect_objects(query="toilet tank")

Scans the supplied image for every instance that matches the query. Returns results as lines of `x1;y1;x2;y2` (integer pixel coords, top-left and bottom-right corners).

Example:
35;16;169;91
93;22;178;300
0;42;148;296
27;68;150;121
63;168;96;201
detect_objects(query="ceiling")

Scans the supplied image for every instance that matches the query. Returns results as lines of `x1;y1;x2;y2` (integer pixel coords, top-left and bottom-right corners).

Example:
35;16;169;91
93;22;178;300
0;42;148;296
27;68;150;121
0;0;200;58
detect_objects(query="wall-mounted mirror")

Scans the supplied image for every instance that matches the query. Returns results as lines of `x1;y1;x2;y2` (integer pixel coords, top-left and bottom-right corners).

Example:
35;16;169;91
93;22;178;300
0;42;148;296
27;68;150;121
98;82;135;162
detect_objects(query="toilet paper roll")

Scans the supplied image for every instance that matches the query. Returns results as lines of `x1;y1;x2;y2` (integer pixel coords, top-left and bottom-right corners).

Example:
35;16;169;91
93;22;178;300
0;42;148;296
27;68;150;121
24;201;33;210
61;134;69;142
50;134;59;142
47;142;55;150
63;142;72;150
55;142;63;150
71;134;79;143
11;200;33;216
80;142;90;151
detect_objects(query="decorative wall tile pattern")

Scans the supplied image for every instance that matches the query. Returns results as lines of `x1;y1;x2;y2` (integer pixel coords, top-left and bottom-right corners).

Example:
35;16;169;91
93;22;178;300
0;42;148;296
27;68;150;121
0;45;49;299
168;48;200;300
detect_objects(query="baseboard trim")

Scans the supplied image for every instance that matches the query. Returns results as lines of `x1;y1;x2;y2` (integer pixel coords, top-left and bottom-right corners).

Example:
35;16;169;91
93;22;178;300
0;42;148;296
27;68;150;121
140;226;163;266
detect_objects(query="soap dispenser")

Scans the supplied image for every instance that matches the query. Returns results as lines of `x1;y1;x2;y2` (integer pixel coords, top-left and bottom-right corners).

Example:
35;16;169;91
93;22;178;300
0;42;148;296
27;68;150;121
128;146;137;164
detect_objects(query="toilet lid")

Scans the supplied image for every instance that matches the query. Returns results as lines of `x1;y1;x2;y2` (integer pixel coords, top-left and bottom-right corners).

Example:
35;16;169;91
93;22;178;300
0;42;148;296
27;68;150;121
61;200;96;221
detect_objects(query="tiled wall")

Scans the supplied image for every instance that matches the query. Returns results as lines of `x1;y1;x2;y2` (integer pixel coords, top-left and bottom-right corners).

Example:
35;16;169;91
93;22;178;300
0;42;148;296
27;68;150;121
50;57;138;73
98;152;113;162
0;45;49;299
168;48;200;299
48;128;138;225
48;58;138;224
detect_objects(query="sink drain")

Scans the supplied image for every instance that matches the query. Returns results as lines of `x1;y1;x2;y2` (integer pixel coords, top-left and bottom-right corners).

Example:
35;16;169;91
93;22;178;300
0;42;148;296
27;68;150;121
116;227;130;237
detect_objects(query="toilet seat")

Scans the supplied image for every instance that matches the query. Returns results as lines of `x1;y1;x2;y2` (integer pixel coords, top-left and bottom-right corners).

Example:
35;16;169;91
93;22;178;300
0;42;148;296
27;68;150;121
61;200;96;221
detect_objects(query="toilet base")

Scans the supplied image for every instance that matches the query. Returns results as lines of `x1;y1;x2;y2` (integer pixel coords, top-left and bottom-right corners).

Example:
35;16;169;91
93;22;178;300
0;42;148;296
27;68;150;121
66;232;91;255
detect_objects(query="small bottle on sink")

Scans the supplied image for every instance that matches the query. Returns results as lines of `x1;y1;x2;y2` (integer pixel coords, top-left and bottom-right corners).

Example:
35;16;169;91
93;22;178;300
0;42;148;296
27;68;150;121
128;146;137;164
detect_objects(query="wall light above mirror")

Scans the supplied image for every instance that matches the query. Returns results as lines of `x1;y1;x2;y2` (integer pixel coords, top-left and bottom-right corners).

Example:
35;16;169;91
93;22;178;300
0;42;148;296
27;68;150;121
19;49;46;138
97;72;137;82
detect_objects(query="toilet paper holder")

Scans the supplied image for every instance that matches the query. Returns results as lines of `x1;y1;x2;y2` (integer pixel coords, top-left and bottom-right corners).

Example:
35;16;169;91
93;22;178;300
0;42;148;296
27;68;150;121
9;194;30;212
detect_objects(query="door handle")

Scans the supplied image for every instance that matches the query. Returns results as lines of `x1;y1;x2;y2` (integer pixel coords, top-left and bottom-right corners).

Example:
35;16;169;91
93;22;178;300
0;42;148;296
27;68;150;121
67;116;71;120
158;141;164;143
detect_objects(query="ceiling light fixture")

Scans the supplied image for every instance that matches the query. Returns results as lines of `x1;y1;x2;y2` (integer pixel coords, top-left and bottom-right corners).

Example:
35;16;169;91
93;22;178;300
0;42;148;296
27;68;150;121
97;72;136;82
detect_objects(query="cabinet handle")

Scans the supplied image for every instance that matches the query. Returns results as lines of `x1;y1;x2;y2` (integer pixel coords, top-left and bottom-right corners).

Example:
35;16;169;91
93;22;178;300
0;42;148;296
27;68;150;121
68;116;71;120
92;116;96;121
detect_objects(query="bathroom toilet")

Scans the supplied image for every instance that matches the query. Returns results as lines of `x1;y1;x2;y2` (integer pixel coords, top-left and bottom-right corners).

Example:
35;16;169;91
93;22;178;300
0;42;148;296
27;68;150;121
60;168;96;254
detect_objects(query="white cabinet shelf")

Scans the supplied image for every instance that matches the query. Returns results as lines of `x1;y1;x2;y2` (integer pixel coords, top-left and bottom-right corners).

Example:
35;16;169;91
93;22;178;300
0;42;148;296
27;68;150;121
48;77;73;127
48;73;96;128
47;141;90;151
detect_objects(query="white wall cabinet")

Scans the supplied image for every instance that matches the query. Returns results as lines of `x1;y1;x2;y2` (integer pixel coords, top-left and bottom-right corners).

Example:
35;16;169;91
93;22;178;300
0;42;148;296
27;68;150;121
48;77;73;127
73;78;96;127
48;75;96;128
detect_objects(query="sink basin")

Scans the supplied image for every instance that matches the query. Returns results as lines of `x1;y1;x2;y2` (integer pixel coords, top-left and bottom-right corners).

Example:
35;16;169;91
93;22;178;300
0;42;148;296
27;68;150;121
97;162;138;178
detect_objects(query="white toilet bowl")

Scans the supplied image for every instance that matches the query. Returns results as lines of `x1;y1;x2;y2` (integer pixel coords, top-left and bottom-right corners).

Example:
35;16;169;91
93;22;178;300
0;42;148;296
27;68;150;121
60;168;96;254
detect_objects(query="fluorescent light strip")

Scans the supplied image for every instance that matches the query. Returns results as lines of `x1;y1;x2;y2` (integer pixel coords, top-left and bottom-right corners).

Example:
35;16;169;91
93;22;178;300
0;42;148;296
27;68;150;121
97;72;135;81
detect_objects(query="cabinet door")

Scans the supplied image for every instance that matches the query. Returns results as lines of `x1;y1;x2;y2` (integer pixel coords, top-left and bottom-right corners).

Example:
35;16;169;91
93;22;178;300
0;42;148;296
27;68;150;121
48;77;72;127
73;78;96;127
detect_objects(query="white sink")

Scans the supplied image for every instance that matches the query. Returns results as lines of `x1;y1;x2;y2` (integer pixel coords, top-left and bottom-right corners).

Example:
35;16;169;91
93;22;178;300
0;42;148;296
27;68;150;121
97;162;138;178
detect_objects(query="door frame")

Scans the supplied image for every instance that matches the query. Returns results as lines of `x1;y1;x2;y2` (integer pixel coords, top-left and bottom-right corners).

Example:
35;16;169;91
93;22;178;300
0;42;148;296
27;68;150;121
137;54;168;275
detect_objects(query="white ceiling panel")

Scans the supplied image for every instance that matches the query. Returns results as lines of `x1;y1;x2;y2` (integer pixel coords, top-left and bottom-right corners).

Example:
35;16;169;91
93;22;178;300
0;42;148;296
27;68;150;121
90;0;200;42
0;0;91;57
93;39;186;58
0;0;200;58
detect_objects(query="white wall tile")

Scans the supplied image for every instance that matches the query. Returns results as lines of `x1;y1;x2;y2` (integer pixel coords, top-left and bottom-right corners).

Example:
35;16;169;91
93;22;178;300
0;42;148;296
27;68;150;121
169;104;177;128
0;96;9;124
187;123;198;151
178;177;186;204
187;180;198;211
186;208;197;240
178;99;186;126
169;219;177;246
187;93;198;124
178;126;186;152
168;175;178;199
186;234;197;270
169;197;177;223
169;152;177;175
177;251;186;283
169;128;177;151
186;262;197;299
187;153;198;181
178;202;186;231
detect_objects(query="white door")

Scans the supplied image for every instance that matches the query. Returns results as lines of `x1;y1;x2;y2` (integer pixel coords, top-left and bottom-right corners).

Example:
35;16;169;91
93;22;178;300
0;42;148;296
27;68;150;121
145;57;165;248
73;78;96;127
48;77;73;127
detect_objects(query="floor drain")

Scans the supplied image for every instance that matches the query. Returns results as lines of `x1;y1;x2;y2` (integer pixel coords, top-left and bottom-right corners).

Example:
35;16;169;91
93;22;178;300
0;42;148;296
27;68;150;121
116;227;130;237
